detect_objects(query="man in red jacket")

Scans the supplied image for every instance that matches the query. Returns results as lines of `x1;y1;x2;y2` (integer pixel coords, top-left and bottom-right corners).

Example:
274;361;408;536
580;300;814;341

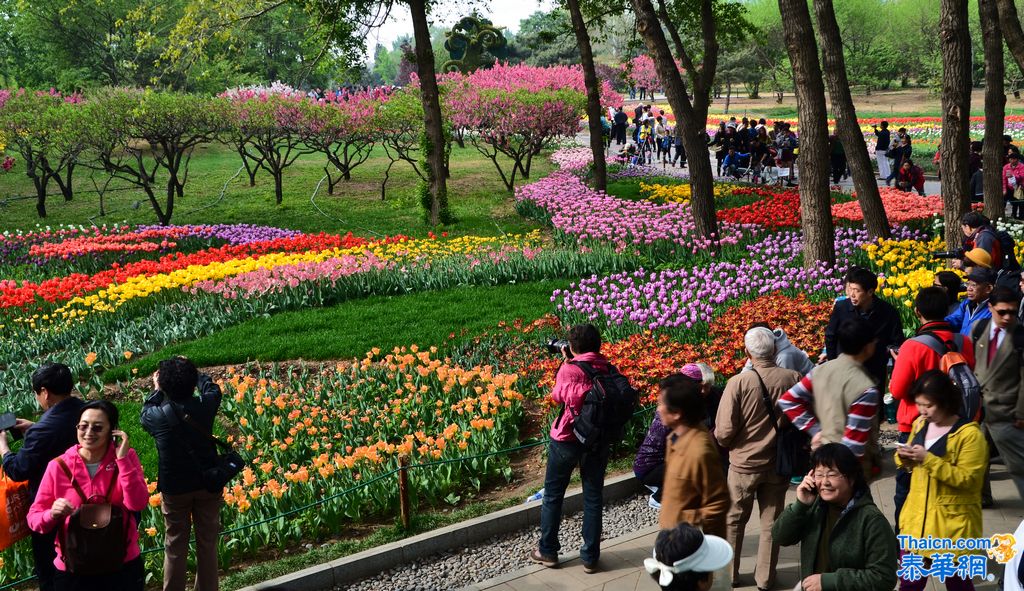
889;287;976;526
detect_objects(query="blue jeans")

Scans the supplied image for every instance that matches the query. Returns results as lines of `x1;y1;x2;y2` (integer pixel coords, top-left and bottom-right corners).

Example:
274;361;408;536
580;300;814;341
894;430;910;532
539;439;610;564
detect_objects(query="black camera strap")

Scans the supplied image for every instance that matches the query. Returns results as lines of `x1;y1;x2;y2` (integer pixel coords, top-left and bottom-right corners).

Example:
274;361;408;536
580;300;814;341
159;399;234;454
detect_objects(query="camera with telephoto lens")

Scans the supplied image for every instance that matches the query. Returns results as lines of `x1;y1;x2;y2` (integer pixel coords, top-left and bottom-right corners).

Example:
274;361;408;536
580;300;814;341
931;251;962;261
544;338;572;359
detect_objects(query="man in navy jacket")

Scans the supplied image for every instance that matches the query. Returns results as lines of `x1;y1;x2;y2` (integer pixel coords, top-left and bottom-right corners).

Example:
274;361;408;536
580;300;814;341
0;363;84;591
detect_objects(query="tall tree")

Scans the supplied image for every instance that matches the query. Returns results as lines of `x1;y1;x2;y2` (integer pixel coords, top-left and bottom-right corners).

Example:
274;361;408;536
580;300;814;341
408;0;450;225
812;0;889;239
939;0;972;248
628;0;719;242
997;0;1024;74
980;0;1006;220
778;0;834;266
566;0;607;191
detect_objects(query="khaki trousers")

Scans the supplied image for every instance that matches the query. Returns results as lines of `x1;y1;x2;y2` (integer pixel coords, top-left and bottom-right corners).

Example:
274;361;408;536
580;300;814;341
162;489;223;591
726;468;788;589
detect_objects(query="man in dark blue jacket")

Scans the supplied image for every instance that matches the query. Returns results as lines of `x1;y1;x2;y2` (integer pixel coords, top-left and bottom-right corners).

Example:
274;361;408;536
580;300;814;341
824;268;905;390
141;357;223;591
0;363;84;591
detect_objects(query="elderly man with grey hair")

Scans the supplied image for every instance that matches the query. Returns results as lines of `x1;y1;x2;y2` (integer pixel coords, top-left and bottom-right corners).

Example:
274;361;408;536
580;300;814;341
714;327;802;591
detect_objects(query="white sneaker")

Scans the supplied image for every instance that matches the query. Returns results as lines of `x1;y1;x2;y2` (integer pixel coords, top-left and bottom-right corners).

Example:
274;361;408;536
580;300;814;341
644;485;658;494
648;495;661;510
525;488;544;503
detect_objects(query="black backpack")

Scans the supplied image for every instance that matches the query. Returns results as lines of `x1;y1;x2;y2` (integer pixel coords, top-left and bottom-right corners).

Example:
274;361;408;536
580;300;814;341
994;229;1022;272
566;361;639;450
55;458;129;576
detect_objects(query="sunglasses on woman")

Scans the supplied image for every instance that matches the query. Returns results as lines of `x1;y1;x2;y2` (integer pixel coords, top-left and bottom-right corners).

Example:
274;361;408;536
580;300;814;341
76;423;106;434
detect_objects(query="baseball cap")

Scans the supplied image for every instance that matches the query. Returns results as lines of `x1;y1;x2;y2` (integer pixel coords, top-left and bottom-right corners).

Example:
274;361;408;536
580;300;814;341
966;267;996;285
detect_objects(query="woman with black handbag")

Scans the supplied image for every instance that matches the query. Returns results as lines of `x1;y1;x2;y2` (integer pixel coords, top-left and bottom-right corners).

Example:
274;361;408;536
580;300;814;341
26;400;148;591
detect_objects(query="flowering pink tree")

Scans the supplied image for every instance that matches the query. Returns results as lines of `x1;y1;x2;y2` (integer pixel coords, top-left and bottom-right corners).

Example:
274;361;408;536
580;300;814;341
440;62;621;106
222;88;317;205
304;89;384;195
448;85;583;192
220;83;307;187
621;55;684;96
440;64;607;192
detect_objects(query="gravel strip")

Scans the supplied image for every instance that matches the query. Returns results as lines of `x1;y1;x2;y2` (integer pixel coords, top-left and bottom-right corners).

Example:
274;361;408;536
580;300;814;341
340;493;658;591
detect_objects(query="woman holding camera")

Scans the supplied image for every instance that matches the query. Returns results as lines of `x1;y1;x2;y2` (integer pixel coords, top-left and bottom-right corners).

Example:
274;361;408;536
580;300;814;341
26;400;148;591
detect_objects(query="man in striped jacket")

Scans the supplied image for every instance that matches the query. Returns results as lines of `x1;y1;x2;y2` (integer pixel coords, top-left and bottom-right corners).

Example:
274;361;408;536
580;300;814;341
778;318;880;477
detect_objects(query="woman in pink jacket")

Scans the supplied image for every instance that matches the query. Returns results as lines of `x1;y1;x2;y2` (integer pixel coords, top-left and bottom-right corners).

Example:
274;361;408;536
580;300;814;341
1002;152;1024;218
27;400;149;591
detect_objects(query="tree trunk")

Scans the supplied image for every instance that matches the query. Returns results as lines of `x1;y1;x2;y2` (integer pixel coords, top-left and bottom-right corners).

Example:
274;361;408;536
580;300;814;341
724;80;731;114
981;0;1006;220
939;0;972;249
36;191;46;218
813;0;890;239
409;0;449;226
630;0;719;242
779;0;835;267
60;163;75;202
567;0;607;192
274;172;283;205
997;0;1024;74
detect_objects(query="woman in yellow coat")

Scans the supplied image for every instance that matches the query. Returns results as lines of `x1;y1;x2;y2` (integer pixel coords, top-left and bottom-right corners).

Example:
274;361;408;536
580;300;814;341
895;370;988;591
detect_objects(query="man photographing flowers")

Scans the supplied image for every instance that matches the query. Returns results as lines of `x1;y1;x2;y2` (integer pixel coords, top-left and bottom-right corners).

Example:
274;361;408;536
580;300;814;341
141;357;224;591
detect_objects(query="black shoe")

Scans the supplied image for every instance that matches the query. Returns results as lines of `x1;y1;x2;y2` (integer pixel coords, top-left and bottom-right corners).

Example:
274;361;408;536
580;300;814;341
582;561;598;574
982;496;995;509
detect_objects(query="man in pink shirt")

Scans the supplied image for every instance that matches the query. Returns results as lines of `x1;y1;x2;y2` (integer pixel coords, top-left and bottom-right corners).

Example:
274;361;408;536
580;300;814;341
530;324;613;574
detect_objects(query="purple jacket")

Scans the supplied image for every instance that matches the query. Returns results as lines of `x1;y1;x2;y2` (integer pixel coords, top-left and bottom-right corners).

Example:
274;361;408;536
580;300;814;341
549;352;612;442
633;414;670;477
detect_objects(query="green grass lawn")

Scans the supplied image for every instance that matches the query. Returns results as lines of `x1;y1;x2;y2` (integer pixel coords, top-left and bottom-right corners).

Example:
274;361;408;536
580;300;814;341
106;279;569;382
0;143;553;238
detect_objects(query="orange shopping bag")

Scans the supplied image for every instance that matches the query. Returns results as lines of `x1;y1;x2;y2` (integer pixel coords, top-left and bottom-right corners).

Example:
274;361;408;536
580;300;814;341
0;467;30;551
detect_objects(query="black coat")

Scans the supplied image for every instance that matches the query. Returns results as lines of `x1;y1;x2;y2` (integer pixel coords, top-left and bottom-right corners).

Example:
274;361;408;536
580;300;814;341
141;375;223;494
824;297;905;387
2;397;85;500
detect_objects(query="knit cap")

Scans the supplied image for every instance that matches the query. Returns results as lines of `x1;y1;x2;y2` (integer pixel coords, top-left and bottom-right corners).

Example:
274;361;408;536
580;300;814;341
679;363;703;381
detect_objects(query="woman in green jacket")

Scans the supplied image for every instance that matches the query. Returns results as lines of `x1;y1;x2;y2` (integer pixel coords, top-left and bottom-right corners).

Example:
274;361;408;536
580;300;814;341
773;443;898;591
895;370;987;591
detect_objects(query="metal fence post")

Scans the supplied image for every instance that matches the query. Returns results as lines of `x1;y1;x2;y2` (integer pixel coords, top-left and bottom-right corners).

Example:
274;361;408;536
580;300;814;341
398;455;411;529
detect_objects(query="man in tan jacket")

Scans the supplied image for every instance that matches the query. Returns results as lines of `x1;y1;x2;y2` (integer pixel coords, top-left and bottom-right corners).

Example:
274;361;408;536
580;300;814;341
715;327;801;591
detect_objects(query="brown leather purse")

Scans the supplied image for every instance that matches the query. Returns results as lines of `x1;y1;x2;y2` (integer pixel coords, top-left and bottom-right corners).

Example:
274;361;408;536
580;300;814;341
55;458;128;575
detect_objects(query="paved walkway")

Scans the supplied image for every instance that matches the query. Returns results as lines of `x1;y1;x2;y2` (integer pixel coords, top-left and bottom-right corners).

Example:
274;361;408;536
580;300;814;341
466;456;1023;591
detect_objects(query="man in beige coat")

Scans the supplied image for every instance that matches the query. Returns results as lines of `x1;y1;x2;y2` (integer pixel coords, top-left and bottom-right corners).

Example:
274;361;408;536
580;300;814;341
715;327;802;591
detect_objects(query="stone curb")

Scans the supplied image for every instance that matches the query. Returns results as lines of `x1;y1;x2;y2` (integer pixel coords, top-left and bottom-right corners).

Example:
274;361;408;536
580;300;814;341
238;472;642;591
457;523;661;591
